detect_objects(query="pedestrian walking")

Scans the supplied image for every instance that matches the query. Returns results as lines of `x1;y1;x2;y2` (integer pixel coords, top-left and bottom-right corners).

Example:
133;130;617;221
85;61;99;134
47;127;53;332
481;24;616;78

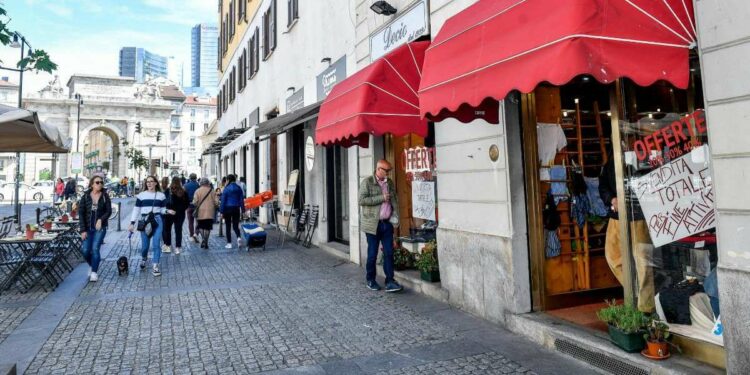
220;174;244;249
163;177;189;254
78;175;112;282
63;177;77;201
359;159;403;293
129;175;168;276
128;178;135;196
119;176;128;197
54;177;65;203
160;176;172;254
184;173;200;243
192;178;219;249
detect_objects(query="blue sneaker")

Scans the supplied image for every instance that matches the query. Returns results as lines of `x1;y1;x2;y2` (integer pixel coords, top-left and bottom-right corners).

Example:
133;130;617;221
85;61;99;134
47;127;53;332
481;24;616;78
366;280;382;291
385;281;403;293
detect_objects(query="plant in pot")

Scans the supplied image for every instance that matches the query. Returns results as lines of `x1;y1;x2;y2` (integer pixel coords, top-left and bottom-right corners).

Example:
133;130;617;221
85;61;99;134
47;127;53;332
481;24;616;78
393;246;415;271
25;224;38;240
596;300;648;353
43;216;53;231
415;240;439;282
642;318;677;359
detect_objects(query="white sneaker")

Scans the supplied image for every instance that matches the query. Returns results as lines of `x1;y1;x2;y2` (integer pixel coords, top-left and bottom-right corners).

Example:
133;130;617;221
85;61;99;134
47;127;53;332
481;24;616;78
163;245;171;253
175;247;181;255
89;272;98;282
225;243;232;249
88;267;92;277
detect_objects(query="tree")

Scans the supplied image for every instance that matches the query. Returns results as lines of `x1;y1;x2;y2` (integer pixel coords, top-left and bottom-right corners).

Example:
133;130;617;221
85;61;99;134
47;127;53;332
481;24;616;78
124;147;148;181
0;7;57;73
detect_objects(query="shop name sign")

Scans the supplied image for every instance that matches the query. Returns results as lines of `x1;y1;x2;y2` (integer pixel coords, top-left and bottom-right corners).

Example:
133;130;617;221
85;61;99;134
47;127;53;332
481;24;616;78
403;146;436;181
633;110;707;164
631;145;715;247
370;0;429;61
317;56;347;101
286;88;305;112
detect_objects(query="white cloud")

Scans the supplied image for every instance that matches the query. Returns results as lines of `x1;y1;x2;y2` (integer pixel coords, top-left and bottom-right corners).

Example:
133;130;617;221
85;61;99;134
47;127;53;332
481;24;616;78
140;0;216;26
45;3;73;18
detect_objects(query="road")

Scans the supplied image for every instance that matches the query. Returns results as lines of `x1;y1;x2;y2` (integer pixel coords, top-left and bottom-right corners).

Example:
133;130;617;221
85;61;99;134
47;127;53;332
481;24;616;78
0;196;131;228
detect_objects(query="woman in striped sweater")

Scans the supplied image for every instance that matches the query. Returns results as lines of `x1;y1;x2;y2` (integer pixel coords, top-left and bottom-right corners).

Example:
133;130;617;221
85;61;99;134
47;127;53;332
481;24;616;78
128;175;173;276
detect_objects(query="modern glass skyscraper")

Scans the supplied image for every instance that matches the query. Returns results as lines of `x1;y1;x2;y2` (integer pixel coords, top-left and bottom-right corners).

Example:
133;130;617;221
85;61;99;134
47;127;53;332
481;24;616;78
191;24;219;90
119;47;169;83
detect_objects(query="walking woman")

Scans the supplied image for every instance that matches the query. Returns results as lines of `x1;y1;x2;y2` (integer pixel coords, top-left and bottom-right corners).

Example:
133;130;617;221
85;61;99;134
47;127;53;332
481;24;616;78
220;174;244;249
160;176;172;253
192;178;219;249
55;178;65;203
129;175;169;276
78;175;112;282
163;177;189;254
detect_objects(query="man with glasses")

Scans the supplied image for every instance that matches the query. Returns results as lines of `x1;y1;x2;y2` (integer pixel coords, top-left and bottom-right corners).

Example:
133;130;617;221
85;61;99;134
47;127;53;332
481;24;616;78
359;159;403;293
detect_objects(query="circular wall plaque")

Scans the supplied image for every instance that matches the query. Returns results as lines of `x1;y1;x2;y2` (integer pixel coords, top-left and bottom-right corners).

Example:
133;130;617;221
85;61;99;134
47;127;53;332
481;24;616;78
305;136;315;171
489;144;499;162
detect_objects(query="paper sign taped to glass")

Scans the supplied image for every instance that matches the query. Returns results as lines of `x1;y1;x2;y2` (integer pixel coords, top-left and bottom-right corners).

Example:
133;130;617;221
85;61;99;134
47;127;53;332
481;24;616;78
412;181;436;221
630;145;715;247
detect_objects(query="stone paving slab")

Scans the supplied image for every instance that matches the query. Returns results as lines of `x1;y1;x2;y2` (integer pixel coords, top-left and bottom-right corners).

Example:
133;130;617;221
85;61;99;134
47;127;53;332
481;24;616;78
0;206;599;375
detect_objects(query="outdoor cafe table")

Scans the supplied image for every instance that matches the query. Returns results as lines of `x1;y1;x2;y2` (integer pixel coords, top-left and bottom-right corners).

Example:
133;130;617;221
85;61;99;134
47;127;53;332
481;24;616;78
0;232;72;293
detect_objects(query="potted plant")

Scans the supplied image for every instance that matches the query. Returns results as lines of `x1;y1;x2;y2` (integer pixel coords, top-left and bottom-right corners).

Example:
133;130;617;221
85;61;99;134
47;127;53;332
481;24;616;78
416;240;439;282
596;300;648;353
61;213;69;223
393;246;415;271
642;318;674;359
43;217;53;231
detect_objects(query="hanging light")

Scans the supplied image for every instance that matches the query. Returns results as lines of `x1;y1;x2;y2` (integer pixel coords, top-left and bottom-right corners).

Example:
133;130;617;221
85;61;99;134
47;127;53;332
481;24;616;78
370;1;397;15
10;34;21;48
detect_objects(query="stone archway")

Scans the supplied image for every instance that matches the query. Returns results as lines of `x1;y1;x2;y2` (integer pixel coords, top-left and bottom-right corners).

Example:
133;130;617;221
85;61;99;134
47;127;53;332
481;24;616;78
78;121;126;178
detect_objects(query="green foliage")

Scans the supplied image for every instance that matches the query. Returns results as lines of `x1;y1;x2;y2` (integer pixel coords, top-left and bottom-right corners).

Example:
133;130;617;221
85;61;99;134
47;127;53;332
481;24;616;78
596;300;648;334
0;6;57;73
415;240;439;273
124;147;148;173
643;318;671;342
38;168;51;181
393;246;415;269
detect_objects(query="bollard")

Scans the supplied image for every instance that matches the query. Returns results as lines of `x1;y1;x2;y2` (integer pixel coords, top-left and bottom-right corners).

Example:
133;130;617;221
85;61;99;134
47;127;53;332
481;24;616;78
36;207;41;224
117;202;122;231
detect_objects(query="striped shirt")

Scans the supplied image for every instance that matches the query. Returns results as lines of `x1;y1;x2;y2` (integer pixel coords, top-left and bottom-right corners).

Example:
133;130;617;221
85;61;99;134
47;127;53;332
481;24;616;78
130;191;167;224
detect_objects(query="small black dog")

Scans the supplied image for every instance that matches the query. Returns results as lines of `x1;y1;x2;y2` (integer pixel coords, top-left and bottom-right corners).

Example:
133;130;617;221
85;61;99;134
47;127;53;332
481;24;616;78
117;256;129;275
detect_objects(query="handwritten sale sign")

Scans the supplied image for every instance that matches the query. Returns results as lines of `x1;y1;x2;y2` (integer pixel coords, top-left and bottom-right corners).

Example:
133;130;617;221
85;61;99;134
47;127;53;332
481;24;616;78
631;145;715;247
412;181;436;221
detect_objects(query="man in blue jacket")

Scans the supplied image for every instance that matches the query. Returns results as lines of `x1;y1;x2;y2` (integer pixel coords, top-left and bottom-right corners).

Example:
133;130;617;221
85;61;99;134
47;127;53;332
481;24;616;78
220;174;244;249
184;173;200;243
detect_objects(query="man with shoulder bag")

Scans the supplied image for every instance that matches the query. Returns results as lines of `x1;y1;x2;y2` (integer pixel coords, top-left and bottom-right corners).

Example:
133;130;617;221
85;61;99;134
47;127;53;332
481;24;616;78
359;159;403;293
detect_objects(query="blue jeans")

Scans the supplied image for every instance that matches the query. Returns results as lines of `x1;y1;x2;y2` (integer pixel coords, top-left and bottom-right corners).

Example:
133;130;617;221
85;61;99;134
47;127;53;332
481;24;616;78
704;268;720;317
140;215;163;265
81;228;107;272
366;220;394;284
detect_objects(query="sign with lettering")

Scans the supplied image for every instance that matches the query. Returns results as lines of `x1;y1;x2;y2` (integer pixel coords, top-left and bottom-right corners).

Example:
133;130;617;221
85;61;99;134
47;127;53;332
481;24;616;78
317;56;347;101
370;0;429;61
305;136;315;171
630;145;715;247
286;88;305;112
70;152;83;174
412;181;436;221
403;146;436;181
633;110;707;165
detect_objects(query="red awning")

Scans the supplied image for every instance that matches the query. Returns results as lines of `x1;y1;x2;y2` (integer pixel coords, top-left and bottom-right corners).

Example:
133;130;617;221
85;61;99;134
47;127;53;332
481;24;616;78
419;0;697;120
316;41;430;148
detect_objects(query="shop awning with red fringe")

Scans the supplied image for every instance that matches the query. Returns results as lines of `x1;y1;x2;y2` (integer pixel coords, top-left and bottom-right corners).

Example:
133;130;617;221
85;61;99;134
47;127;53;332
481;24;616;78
316;41;430;148
419;0;697;121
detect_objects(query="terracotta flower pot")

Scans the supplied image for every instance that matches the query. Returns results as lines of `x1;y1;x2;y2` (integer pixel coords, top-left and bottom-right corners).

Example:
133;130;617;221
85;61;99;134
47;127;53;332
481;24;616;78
61;215;69;223
25;230;35;240
646;340;669;358
71;210;78;219
43;221;52;230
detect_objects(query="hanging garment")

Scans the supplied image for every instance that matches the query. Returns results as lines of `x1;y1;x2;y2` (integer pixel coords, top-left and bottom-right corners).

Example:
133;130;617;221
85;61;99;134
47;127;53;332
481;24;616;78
545;229;561;258
549;165;569;205
658;280;704;325
571;194;590;228
537;123;567;180
584;176;609;217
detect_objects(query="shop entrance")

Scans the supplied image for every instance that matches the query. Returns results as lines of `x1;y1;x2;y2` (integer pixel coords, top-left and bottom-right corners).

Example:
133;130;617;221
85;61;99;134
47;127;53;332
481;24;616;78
522;77;621;328
326;145;349;244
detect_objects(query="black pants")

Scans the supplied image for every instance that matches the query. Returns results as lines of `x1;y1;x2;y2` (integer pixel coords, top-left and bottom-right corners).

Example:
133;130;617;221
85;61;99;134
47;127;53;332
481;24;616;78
163;212;186;248
223;207;241;243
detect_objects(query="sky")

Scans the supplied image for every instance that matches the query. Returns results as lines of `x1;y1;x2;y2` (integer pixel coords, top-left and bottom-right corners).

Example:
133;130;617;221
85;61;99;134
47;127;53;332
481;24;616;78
0;0;217;94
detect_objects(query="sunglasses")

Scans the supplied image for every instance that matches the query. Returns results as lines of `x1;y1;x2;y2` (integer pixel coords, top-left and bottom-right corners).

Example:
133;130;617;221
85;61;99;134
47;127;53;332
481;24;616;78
94;181;103;185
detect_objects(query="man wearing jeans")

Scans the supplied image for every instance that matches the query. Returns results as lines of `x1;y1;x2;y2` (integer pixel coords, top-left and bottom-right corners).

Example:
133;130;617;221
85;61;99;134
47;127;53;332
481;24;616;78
359;159;403;293
184;173;200;242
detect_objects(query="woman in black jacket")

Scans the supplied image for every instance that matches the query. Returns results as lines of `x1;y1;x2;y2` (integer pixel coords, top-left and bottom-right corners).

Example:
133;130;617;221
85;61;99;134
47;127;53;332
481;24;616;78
162;176;190;255
78;175;112;282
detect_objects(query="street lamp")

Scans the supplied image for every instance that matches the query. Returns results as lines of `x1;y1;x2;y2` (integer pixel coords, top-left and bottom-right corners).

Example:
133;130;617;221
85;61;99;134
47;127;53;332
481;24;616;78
74;93;84;187
10;32;34;228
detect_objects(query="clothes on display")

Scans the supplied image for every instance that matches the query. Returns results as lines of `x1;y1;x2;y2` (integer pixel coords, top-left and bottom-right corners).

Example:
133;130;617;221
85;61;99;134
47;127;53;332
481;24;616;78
657;280;704;325
545;229;561;258
537;123;567;180
584;176;608;217
549;165;569;204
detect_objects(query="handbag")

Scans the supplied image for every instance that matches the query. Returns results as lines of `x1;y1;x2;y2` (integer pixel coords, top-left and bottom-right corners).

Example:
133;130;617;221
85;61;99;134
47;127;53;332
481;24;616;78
137;192;159;237
193;189;211;220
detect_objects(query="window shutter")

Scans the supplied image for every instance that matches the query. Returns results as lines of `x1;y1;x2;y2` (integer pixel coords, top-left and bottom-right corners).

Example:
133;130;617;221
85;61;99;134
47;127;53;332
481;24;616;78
254;28;260;73
287;0;292;27
270;0;277;51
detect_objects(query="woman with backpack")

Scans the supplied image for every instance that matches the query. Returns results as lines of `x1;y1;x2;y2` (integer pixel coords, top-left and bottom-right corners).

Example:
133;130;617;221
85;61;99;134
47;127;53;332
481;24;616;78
192;177;219;249
162;177;190;255
78;175;112;282
129;175;170;276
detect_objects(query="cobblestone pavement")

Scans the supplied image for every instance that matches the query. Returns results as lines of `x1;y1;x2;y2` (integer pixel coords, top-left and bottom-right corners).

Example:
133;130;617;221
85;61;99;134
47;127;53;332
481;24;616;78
1;205;597;374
